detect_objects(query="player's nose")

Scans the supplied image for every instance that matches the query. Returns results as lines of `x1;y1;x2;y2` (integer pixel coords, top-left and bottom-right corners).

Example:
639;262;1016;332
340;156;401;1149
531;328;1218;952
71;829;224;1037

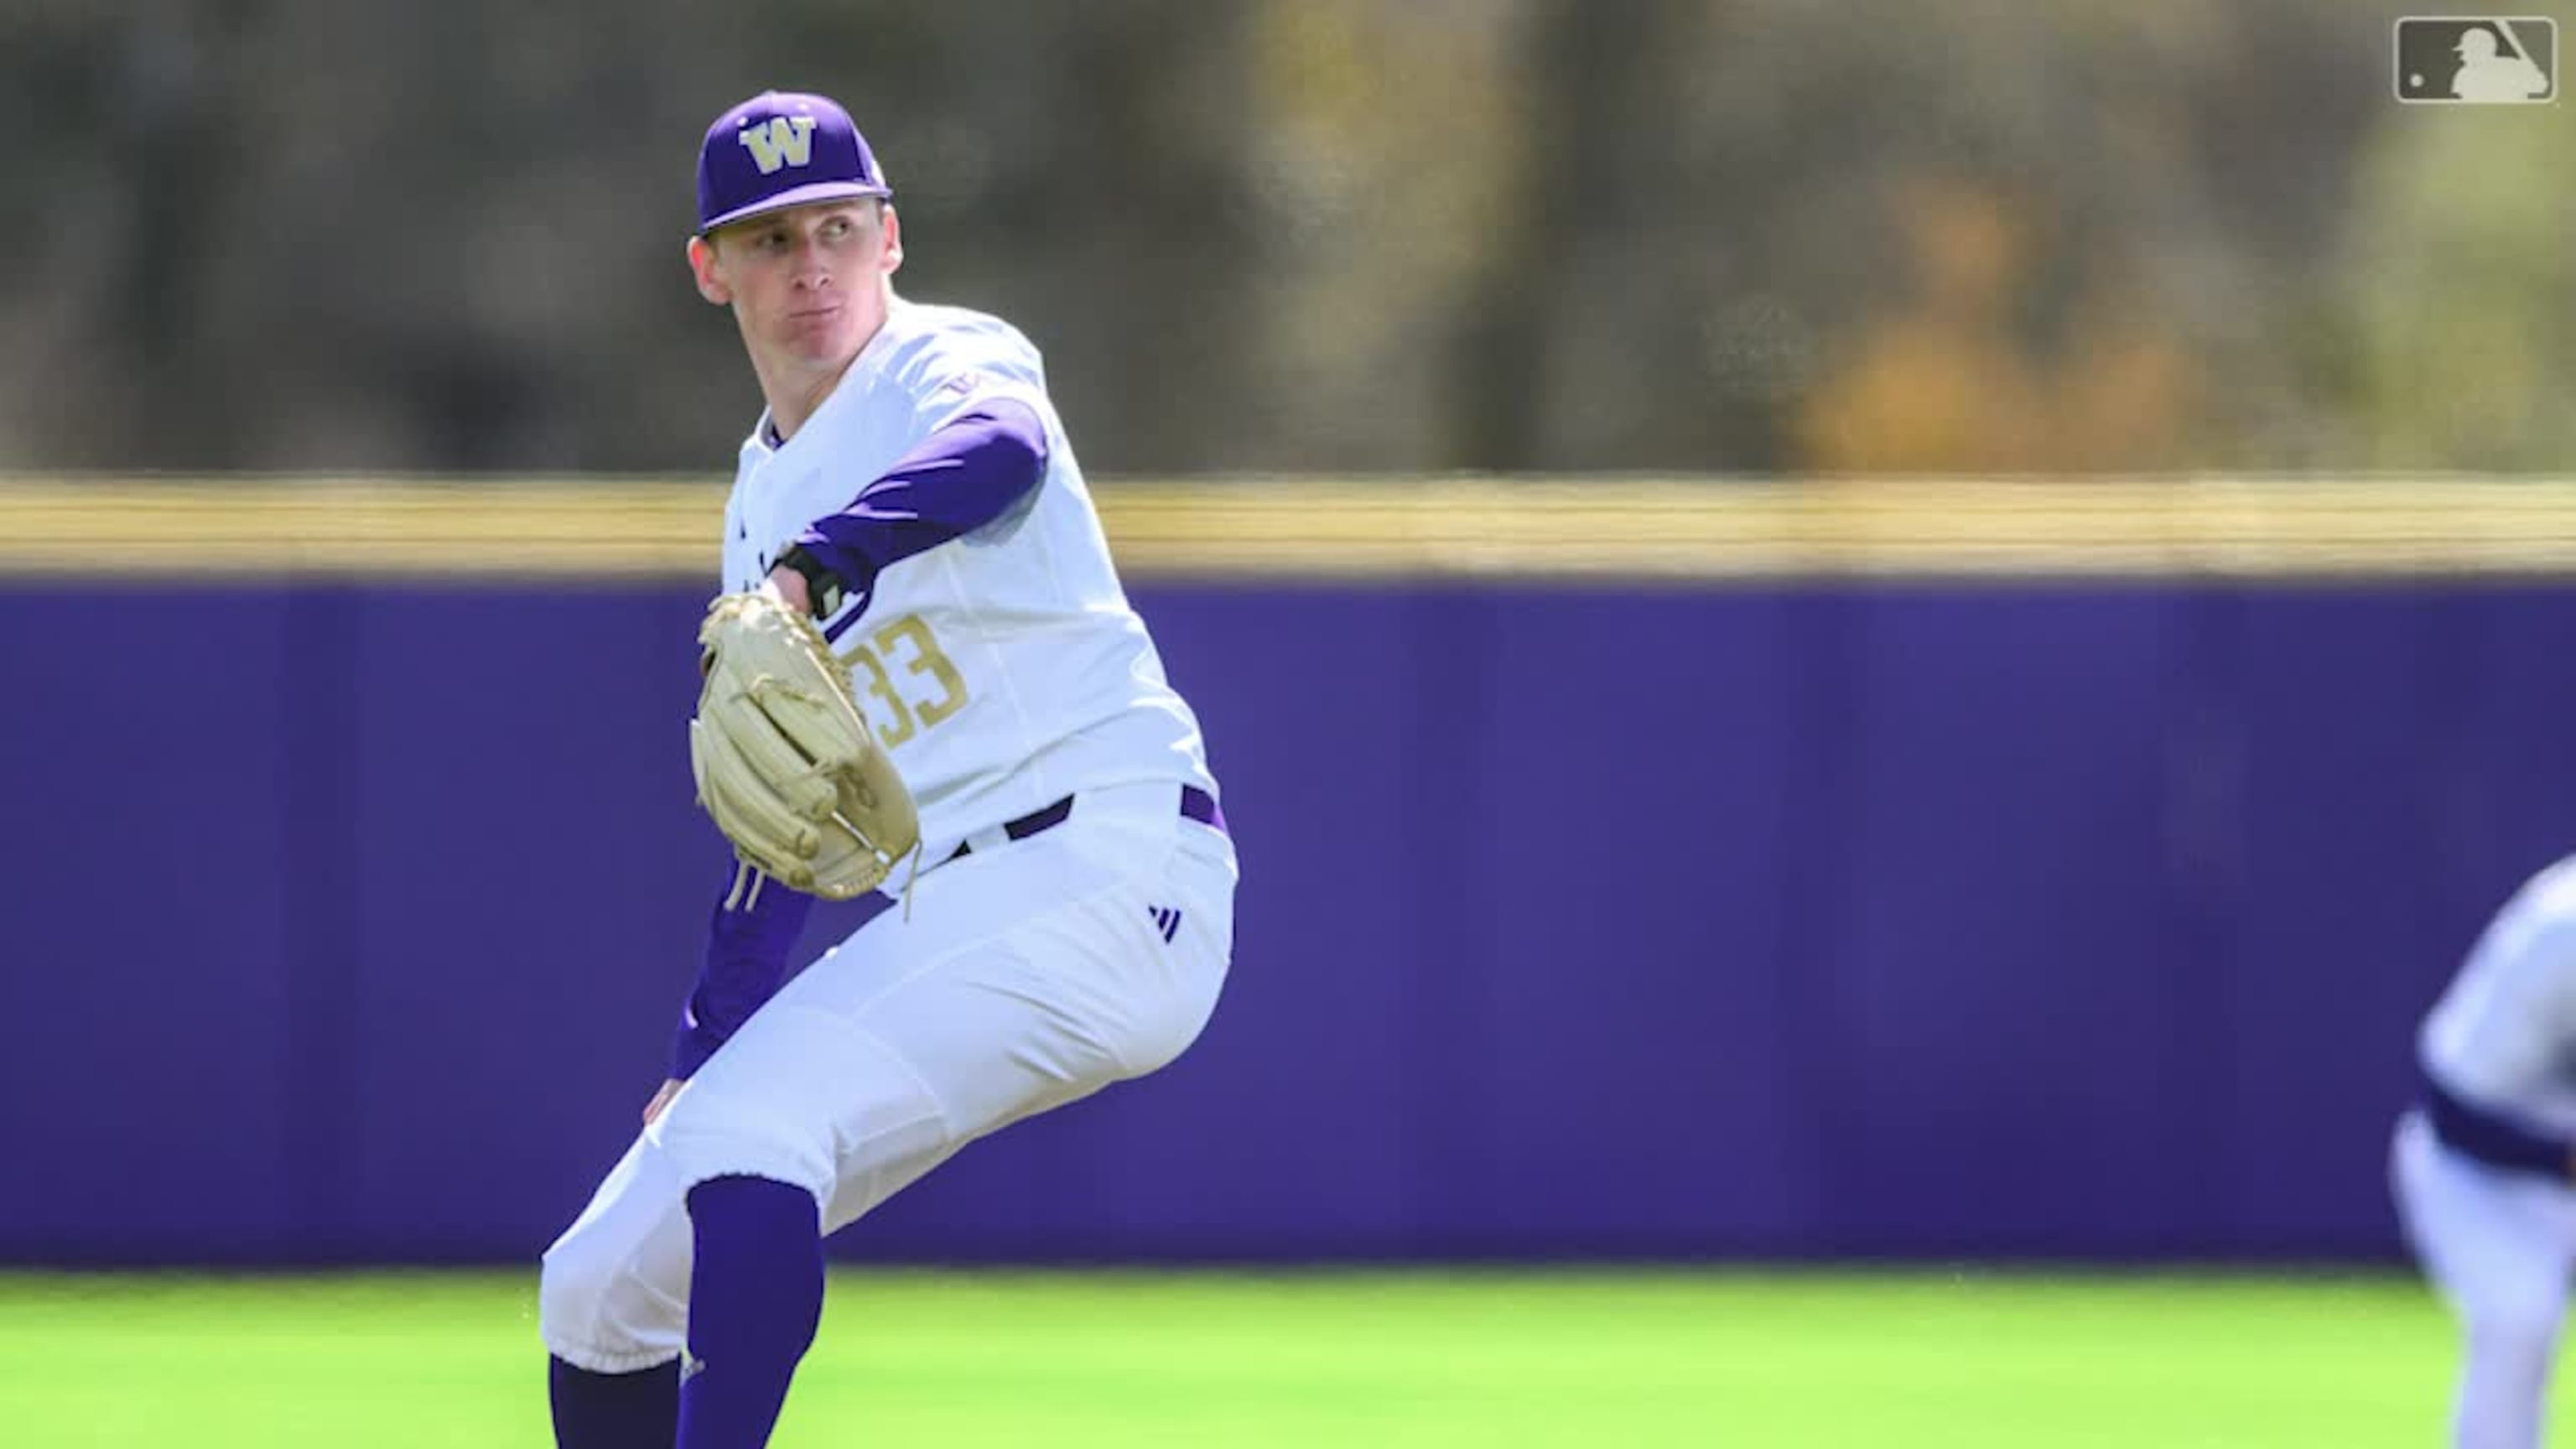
780;232;832;286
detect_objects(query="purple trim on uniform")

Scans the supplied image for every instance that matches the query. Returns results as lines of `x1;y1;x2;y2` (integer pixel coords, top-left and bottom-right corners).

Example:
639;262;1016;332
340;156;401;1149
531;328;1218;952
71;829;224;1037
1182;784;1225;834
668;862;814;1081
948;786;1226;865
1004;797;1076;841
2423;1067;2573;1180
796;399;1048;641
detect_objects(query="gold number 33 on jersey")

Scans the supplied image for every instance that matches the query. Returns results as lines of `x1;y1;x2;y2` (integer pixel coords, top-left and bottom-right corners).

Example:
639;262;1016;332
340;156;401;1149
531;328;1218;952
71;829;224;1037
838;615;969;748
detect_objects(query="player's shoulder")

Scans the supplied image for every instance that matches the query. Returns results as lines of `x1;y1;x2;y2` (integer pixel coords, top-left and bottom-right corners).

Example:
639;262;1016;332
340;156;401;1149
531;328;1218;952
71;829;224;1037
875;299;1046;396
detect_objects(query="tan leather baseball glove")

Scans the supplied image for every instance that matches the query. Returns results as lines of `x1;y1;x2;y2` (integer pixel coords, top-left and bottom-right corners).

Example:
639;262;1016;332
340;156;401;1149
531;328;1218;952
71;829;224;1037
688;589;920;899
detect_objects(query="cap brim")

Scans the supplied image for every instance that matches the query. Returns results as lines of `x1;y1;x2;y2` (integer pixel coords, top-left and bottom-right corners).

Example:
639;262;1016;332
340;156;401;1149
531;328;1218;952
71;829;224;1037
698;179;892;236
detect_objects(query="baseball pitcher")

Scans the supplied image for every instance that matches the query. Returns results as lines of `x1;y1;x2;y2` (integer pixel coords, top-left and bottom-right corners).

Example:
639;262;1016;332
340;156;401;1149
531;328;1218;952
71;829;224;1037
537;90;1239;1447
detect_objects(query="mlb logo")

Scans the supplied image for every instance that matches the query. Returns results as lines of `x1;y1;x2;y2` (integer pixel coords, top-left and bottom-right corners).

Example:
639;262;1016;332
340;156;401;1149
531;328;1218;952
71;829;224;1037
2395;17;2558;103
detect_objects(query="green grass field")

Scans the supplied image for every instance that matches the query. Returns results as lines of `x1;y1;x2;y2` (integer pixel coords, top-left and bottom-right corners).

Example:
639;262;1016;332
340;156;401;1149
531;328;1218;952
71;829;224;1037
0;1267;2521;1446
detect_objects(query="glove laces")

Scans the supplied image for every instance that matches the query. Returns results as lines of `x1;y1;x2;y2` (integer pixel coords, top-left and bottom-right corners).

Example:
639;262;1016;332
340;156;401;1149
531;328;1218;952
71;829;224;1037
899;840;923;922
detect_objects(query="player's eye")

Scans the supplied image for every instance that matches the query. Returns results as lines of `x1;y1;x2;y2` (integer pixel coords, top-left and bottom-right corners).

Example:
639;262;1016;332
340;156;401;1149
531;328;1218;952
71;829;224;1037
822;216;854;239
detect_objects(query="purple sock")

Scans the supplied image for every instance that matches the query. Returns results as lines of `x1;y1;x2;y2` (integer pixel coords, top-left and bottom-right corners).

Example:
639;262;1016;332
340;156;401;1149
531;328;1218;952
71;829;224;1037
548;1355;678;1447
677;1174;825;1448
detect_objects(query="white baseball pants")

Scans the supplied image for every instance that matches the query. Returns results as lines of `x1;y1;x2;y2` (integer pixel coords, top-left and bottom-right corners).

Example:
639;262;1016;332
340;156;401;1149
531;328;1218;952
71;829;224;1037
539;782;1236;1372
2393;1110;2576;1449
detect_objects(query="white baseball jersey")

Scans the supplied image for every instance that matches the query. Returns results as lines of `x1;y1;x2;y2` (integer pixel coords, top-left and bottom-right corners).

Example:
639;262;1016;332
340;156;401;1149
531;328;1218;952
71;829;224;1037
718;297;1217;866
2420;854;2576;1135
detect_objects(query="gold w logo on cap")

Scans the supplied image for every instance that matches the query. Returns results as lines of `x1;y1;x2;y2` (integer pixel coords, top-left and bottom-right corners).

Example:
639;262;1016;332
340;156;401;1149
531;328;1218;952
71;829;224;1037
737;116;817;175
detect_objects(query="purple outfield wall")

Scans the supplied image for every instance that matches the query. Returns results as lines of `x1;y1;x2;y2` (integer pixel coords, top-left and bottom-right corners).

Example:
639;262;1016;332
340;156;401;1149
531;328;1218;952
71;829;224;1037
3;579;2565;1266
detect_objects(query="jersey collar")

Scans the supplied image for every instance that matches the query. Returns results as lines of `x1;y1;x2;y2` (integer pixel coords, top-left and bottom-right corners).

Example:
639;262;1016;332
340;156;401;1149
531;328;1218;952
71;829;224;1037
739;295;920;462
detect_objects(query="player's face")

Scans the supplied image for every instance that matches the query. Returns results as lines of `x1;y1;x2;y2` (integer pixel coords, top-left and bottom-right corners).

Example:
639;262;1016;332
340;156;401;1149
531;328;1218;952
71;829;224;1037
688;200;903;370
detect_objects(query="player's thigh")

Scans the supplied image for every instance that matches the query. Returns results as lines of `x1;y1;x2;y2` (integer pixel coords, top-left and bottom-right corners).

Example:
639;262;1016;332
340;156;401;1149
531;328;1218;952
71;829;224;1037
915;814;1239;1093
795;823;1238;1228
649;989;953;1217
2394;1113;2576;1330
659;845;1143;1196
656;837;1193;1210
647;964;1100;1240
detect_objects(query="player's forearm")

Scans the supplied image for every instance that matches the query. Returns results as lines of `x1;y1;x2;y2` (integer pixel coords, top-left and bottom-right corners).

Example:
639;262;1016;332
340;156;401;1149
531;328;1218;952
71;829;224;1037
670;861;814;1079
785;399;1048;616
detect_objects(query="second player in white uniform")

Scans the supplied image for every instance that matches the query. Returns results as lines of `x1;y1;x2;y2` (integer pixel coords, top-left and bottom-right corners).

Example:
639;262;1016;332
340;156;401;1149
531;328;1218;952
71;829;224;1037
538;91;1238;1447
2396;855;2576;1449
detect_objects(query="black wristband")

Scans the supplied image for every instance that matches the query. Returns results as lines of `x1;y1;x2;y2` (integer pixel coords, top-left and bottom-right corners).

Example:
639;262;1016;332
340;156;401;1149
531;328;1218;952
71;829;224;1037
773;543;848;619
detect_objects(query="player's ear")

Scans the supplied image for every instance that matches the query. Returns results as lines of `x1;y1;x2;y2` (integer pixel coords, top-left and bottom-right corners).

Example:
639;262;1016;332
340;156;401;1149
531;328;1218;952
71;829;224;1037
878;203;904;278
687;235;733;305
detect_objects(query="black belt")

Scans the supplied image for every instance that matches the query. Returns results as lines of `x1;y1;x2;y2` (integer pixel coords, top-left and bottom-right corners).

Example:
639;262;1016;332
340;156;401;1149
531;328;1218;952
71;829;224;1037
947;786;1224;864
2422;1068;2574;1181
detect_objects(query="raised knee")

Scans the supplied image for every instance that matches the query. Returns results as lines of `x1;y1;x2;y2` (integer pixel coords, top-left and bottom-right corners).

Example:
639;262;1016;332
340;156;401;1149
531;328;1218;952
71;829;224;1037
539;1232;685;1374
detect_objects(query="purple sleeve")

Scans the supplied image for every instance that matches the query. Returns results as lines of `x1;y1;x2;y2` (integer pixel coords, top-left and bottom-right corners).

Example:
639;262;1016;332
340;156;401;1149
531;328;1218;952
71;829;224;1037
790;397;1048;627
668;861;813;1080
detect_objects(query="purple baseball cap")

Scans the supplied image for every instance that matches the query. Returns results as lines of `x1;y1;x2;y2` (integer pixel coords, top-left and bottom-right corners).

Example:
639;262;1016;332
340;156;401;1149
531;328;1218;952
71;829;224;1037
695;91;892;236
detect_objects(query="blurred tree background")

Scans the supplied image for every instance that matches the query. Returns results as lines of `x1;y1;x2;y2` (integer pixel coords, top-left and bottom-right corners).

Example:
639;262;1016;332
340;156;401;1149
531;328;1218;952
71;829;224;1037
1;0;2567;477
